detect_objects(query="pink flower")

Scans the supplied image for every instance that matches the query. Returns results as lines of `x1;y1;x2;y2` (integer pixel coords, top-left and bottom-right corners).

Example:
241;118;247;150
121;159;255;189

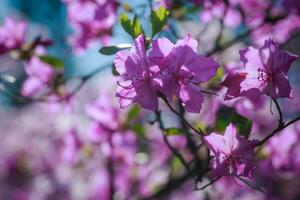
251;14;300;46
0;17;26;55
64;0;118;51
200;1;242;27
149;35;219;113
115;35;160;110
204;123;256;178
284;0;300;15
61;129;82;164
85;91;120;141
223;39;298;100
21;57;54;97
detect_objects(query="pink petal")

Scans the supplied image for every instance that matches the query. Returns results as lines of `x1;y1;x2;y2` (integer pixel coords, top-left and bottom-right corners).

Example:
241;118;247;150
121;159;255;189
178;84;203;113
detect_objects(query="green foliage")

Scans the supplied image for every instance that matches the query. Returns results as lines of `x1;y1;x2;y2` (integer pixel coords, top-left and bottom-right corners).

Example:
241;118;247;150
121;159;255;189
99;44;131;55
39;55;64;69
163;127;184;136
127;105;141;121
120;14;143;39
151;7;169;37
215;106;252;138
111;64;120;76
131;124;145;137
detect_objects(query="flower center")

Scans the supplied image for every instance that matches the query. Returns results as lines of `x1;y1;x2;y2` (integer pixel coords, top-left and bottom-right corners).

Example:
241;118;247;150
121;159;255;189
257;68;271;82
224;154;242;166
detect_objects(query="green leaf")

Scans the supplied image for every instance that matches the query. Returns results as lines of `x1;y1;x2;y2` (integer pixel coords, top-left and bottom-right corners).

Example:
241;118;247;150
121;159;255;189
132;15;143;37
111;64;120;76
164;128;184;136
120;14;143;38
151;7;169;37
127;105;141;121
215;106;252;138
39;55;64;69
99;44;131;55
131;124;145;137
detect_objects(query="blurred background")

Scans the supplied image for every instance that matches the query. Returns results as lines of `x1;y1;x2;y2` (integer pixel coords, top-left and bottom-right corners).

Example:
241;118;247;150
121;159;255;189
1;0;300;200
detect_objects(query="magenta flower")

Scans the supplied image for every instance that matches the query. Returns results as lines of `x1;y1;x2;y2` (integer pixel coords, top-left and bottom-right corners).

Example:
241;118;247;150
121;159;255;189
85;91;120;141
149;35;219;113
115;35;160;110
284;0;300;15
200;1;242;27
223;39;298;100
21;57;54;97
204;123;256;178
0;17;26;55
61;129;82;164
64;0;118;51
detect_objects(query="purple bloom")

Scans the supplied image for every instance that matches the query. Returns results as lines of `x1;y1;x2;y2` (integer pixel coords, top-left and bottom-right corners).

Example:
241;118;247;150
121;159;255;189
63;0;118;51
61;129;82;164
200;1;242;27
0;17;26;55
85;91;120;141
21;57;54;97
284;0;300;16
223;39;298;100
149;35;219;113
115;35;160;110
204;123;256;178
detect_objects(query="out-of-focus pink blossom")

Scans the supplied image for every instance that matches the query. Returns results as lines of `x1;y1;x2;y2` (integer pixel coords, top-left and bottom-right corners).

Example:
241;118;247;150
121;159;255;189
0;17;26;55
204;123;256;178
200;1;242;27
266;123;300;170
223;39;298;100
284;0;300;15
21;57;54;97
63;0;118;51
251;14;300;46
85;91;120;141
61;129;82;163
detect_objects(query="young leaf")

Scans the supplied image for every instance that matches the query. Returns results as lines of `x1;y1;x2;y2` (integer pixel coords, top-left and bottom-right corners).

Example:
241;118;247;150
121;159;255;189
99;43;131;55
120;14;143;38
131;124;145;137
215;106;252;138
164;128;184;136
127;105;141;121
39;55;64;69
112;64;120;76
151;7;169;37
132;14;143;38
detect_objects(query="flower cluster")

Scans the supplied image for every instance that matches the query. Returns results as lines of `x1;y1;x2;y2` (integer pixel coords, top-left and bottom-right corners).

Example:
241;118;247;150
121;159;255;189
222;39;298;100
1;0;300;199
0;18;26;55
63;0;118;51
204;123;256;178
115;34;219;113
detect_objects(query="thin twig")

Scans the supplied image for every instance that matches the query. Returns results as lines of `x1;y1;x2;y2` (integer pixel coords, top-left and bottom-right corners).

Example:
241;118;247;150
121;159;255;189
154;111;193;176
163;134;193;175
194;176;221;190
160;95;203;136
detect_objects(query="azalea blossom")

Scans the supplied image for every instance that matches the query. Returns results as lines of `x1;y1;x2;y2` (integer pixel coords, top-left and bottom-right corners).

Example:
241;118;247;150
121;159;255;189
115;35;160;110
85;91;120;142
21;57;54;97
149;35;219;113
63;0;118;51
0;17;26;55
222;39;298;100
204;123;256;177
61;129;82;163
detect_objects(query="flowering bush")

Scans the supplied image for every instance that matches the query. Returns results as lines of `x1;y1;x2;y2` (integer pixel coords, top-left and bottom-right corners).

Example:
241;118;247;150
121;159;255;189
1;0;300;199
